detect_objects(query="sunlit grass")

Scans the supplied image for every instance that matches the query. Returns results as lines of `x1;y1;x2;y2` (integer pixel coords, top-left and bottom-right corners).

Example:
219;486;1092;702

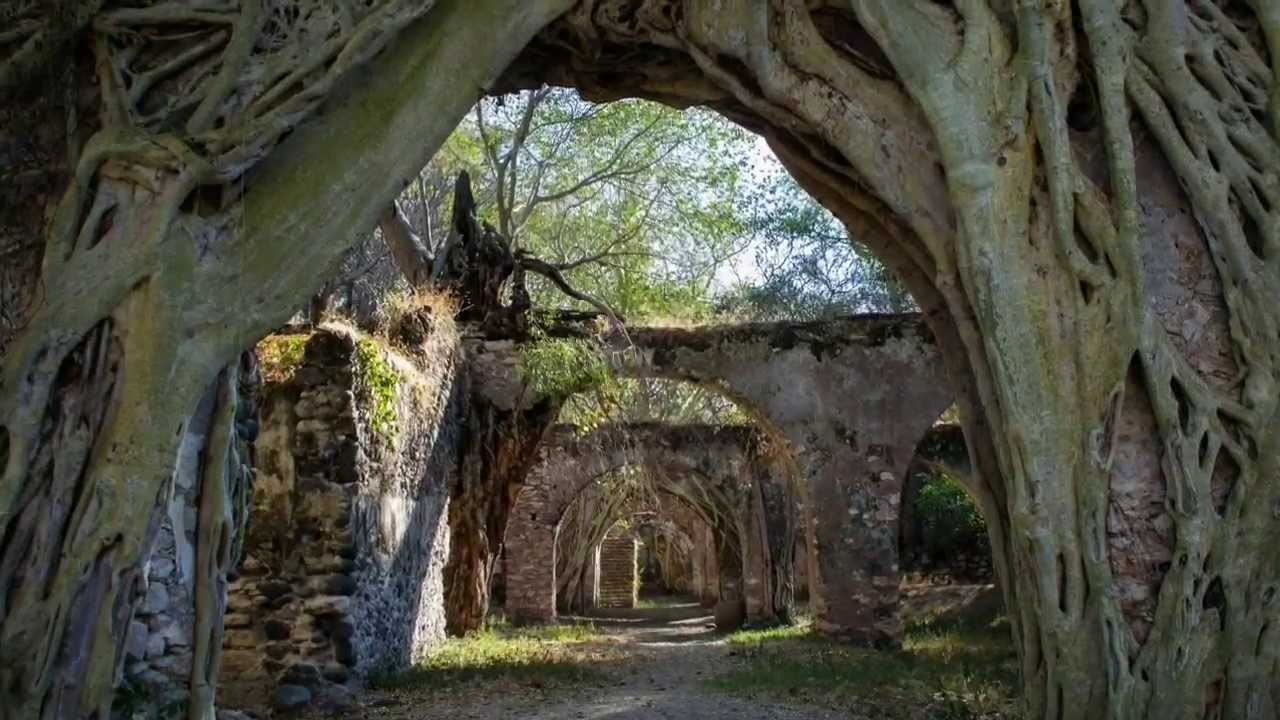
725;616;815;646
370;622;607;690
710;619;1021;719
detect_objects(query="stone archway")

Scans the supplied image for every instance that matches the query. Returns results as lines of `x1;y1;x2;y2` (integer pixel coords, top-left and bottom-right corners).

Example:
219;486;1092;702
478;314;952;643
502;423;778;629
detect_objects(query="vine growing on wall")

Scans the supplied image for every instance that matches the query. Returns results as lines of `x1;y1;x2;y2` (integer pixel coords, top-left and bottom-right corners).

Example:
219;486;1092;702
356;338;402;444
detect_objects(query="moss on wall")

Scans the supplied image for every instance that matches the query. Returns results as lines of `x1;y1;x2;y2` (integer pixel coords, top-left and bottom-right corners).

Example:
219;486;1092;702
356;338;402;445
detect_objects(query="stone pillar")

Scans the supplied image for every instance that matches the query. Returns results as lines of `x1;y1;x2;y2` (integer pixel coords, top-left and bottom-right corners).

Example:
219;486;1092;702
800;435;912;646
698;524;720;608
503;500;558;624
714;528;746;631
741;492;772;625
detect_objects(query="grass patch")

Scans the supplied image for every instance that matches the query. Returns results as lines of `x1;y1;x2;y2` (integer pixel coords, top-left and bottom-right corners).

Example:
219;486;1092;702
257;334;307;383
711;621;1020;720
725;619;814;646
633;595;694;610
370;623;608;691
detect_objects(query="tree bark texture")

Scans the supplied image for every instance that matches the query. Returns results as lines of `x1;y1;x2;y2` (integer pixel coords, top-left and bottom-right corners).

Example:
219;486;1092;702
4;0;1280;718
443;397;561;635
0;0;574;716
495;2;1280;717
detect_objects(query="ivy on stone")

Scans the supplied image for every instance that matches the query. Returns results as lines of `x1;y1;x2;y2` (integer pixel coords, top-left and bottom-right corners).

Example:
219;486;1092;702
355;338;401;444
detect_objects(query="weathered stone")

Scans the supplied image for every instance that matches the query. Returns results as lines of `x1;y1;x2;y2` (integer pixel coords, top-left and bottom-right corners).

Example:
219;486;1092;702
307;574;357;596
259;580;293;600
220;650;263;677
125;621;149;660
329;618;355;640
282;663;323;687
313;683;356;711
142;581;170;615
149;557;176;580
151;651;193;676
240;556;268;576
145;632;166;659
264;619;293;640
264;642;293;660
224;630;259;650
220;326;455;707
321;663;350;684
333;636;356;667
273;684;312;711
224;612;253;629
155;616;189;649
304;595;350;617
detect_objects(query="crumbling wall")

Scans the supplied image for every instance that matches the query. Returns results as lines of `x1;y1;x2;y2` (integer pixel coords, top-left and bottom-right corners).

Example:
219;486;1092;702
617;316;952;644
481;315;952;643
118;356;260;718
219;323;460;711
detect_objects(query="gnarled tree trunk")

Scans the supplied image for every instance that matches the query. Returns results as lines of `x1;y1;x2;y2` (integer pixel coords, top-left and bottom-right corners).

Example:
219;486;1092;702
0;1;573;716
7;1;1280;718
443;398;561;635
496;1;1280;716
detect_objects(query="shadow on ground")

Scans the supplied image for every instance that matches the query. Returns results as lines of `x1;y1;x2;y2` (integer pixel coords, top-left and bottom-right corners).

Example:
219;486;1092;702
297;587;1018;720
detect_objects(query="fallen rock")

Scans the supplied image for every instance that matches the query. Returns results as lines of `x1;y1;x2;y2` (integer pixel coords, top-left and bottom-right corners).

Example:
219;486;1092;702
273;684;312;711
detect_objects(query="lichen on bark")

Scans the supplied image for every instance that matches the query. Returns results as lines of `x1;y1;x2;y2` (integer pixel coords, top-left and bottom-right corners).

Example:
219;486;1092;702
0;0;574;716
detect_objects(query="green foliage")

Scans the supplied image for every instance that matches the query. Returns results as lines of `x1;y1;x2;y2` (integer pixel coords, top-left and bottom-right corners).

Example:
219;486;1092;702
559;376;752;429
368;623;605;690
716;169;914;320
726;617;814;646
710;623;1020;719
915;472;988;560
516;330;612;402
355;338;401;443
438;91;759;323
256;334;307;383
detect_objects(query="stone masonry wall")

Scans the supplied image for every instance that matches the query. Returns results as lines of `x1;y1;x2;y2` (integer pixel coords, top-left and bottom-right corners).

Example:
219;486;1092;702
220;323;461;712
119;355;259;718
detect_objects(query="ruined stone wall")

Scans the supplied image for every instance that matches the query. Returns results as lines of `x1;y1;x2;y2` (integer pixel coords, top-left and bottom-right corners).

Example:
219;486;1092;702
219;324;461;712
615;316;953;643
479;315;953;643
119;357;259;718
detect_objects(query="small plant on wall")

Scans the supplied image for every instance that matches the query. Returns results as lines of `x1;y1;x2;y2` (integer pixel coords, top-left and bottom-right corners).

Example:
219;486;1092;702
256;334;308;383
356;338;402;444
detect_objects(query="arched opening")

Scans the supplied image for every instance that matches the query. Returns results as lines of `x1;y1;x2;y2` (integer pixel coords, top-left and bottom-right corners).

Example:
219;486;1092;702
897;410;1002;629
502;407;785;633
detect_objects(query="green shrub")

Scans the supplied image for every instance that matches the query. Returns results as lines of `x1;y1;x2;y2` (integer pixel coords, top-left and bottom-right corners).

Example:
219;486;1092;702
915;472;987;560
517;330;612;400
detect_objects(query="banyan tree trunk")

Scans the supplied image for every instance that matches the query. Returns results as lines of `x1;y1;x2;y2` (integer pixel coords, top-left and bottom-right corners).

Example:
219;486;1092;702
443;398;560;635
498;2;1280;715
0;1;573;715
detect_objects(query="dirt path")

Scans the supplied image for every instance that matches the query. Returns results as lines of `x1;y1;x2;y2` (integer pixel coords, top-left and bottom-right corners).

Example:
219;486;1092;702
515;603;845;720
327;602;844;720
